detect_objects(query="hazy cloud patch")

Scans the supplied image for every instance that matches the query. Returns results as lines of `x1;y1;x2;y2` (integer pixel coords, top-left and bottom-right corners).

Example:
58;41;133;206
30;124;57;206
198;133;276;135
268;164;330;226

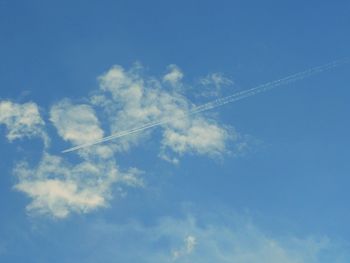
69;213;348;263
198;73;234;97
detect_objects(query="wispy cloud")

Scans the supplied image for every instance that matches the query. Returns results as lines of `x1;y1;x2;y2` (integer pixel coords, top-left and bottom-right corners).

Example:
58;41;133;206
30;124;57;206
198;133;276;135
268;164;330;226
0;100;48;145
63;212;349;263
163;64;184;87
198;72;234;97
172;235;197;261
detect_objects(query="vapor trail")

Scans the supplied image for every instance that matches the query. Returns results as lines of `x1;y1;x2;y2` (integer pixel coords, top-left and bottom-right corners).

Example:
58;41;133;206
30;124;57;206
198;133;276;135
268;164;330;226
62;59;348;153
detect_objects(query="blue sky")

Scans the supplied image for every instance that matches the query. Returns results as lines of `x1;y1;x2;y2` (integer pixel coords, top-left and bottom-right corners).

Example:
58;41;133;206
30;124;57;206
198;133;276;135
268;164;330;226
1;1;350;262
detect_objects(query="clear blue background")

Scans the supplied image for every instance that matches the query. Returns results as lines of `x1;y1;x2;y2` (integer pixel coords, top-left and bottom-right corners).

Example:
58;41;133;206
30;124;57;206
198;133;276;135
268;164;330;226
0;0;349;262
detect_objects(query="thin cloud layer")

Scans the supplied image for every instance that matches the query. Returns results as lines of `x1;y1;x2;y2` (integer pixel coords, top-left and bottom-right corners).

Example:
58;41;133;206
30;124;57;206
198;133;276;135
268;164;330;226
172;235;197;260
69;214;348;263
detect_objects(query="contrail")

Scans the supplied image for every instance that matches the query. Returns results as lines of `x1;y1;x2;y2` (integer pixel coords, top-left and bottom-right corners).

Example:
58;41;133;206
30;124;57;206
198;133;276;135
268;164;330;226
62;59;348;153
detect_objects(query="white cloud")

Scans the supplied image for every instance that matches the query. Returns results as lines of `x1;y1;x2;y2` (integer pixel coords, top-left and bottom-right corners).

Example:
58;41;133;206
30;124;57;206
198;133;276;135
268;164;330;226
161;118;232;156
172;235;197;261
163;64;184;86
0;100;48;145
16;179;105;218
199;72;234;97
120;167;145;187
14;153;119;218
185;235;196;253
50;100;104;146
93;64;163;151
92;64;233;159
13;97;146;218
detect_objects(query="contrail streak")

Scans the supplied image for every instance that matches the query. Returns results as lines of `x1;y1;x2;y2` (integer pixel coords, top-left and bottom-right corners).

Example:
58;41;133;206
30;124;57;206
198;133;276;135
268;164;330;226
62;59;348;153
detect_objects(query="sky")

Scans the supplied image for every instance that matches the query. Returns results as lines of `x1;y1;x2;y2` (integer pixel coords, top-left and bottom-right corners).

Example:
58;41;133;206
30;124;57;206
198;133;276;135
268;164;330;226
0;1;350;262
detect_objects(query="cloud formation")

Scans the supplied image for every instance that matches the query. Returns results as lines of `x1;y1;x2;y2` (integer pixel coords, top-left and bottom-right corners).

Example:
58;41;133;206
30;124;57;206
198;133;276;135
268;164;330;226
163;64;184;86
92;63;233;158
0;101;48;145
1;63;239;218
50;100;104;146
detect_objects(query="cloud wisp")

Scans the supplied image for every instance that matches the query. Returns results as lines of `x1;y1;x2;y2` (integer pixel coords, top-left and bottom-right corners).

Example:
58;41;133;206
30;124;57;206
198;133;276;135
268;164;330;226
0;101;49;146
63;212;349;263
62;59;347;153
